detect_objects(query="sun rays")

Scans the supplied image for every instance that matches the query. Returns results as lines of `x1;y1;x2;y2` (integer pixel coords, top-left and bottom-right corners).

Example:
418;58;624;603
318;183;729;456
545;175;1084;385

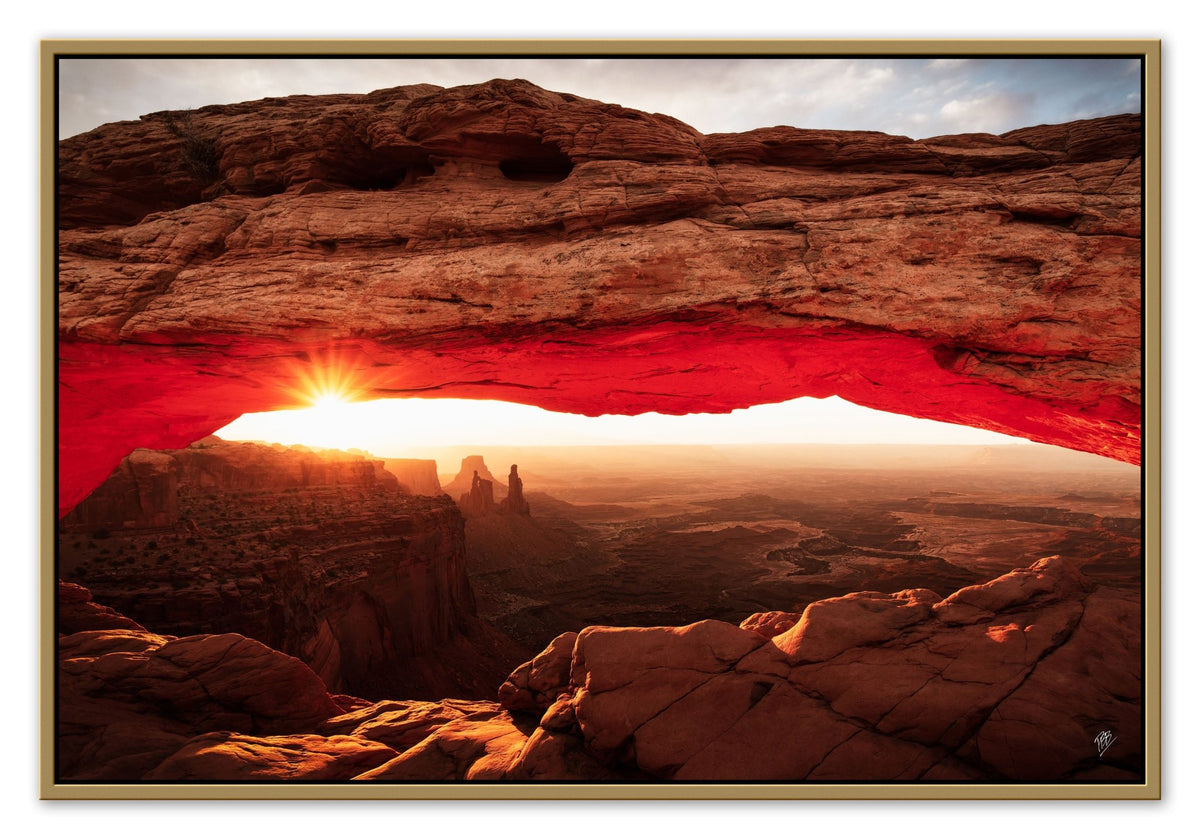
278;348;376;410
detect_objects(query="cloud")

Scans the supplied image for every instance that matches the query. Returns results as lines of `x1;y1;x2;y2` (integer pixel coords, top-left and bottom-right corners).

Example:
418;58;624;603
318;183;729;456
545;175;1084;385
938;91;1037;134
56;56;1142;141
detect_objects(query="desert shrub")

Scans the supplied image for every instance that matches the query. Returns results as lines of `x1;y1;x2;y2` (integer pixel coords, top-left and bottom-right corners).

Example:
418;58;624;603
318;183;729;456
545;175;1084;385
162;113;221;182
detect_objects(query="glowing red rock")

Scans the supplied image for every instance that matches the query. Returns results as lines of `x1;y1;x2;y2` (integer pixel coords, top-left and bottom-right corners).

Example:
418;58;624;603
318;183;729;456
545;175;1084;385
56;80;1143;514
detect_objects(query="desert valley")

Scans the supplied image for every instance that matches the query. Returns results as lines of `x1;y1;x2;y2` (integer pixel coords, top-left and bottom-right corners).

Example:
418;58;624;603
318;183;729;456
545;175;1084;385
56;436;1143;782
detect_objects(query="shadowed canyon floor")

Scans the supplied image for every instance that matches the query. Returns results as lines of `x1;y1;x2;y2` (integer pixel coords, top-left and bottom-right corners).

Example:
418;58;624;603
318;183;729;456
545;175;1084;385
56;440;1143;783
443;445;1141;653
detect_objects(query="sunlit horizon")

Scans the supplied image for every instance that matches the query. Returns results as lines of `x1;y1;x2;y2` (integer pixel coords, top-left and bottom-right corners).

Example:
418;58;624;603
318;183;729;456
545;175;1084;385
213;395;1033;458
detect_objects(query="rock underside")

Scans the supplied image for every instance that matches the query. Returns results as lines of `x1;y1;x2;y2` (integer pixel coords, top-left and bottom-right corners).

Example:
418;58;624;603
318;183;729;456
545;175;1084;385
57;555;1142;782
57;79;1142;513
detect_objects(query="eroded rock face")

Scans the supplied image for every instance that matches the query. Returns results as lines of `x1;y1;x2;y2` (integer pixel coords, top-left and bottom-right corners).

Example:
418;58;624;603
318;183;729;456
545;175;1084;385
58;437;525;701
444;456;505;500
458;471;497;518
383;458;443;496
57;80;1141;513
500;555;1139;781
58;628;343;780
62;436;398;531
56;555;1140;782
500;464;531;516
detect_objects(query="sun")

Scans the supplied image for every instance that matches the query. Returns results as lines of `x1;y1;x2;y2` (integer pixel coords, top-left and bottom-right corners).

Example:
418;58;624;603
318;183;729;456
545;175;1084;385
311;390;352;410
276;348;378;411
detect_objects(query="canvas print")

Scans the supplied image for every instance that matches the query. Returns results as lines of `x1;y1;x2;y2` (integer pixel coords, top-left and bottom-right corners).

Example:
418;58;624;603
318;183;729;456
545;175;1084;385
50;50;1151;793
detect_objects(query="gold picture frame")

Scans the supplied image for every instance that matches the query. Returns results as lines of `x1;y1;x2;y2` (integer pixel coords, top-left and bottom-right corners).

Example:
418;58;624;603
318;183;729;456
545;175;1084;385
41;39;1161;800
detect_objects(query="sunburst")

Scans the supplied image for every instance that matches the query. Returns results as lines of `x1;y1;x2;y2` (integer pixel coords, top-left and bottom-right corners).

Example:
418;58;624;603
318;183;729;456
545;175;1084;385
279;347;375;410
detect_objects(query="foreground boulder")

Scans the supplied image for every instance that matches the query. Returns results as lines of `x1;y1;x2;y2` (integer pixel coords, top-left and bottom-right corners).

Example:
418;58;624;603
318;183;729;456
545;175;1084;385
56;556;1141;782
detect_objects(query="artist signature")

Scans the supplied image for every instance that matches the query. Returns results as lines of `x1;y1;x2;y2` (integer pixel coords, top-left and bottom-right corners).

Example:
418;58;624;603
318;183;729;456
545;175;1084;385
1094;729;1117;757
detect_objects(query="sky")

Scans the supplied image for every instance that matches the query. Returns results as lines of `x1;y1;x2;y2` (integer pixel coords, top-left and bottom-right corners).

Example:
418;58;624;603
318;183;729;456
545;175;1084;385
217;395;1032;454
56;53;1144;452
57;56;1143;140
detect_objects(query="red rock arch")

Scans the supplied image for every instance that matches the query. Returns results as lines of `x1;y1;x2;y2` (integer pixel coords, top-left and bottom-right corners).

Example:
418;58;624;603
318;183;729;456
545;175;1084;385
57;80;1143;514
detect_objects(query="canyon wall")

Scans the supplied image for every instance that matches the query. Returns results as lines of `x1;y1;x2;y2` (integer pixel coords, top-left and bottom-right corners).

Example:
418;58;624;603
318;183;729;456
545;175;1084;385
59;438;523;700
383;458;444;496
62;436;399;531
57;80;1142;513
444;456;506;500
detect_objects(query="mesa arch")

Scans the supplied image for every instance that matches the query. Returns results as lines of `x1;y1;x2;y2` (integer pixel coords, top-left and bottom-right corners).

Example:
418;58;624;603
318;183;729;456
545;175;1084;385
57;79;1143;515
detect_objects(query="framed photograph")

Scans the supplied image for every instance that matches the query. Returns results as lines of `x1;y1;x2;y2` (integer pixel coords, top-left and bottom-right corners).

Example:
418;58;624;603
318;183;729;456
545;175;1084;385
42;40;1160;799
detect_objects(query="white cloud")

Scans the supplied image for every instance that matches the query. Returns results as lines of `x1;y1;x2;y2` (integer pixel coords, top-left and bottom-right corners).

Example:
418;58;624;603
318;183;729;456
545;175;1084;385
938;92;1036;134
56;56;1139;142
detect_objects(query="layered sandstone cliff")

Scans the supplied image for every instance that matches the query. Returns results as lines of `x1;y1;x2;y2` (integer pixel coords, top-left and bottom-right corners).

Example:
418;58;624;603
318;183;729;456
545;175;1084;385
59;438;524;700
62;436;399;531
57;80;1142;513
383;458;444;496
444;456;506;500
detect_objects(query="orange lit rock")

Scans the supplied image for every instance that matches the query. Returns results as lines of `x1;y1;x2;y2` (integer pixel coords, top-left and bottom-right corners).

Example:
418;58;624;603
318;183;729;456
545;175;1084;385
145;732;400;781
57;80;1142;515
383;458;444;496
56;555;1141;781
57;628;342;779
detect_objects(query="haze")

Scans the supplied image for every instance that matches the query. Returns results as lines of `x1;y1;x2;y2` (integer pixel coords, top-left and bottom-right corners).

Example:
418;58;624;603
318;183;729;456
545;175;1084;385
215;395;1033;455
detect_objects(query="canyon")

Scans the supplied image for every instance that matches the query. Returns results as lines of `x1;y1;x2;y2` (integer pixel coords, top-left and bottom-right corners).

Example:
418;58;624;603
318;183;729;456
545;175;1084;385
56;438;1143;783
53;78;1145;788
59;438;526;700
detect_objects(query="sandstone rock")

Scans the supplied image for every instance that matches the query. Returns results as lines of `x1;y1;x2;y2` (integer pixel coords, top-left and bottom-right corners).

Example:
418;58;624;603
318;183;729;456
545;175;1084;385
383;458;443;495
498;630;577;712
739;610;802;639
57;627;343;779
567;620;767;764
318;698;498;754
57;580;146;634
486;556;1137;781
57;81;1142;513
61;449;179;531
56;555;1141;782
965;587;1142;779
772;588;940;663
458;470;497;518
933;554;1093;624
62;437;398;531
59;444;507;703
444;456;505;500
571;620;766;692
352;714;528;781
503;727;621;781
145;732;399;780
499;464;531;516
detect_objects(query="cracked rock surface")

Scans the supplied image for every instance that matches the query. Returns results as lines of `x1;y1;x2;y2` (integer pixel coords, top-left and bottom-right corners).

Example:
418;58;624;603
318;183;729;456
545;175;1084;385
57;555;1141;782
